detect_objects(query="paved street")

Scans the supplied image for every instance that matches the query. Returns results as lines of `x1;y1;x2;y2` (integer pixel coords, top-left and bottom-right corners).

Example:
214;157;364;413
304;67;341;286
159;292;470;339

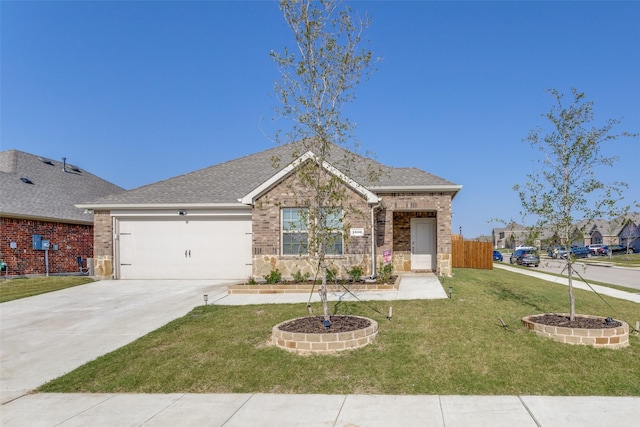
503;256;640;291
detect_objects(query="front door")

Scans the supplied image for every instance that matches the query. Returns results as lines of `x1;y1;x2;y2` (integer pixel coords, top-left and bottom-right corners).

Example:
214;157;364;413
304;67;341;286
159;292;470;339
411;218;436;271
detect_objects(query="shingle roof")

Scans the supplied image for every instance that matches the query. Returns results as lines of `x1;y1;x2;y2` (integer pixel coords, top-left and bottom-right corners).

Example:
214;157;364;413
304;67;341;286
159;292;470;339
0;150;125;224
82;142;461;207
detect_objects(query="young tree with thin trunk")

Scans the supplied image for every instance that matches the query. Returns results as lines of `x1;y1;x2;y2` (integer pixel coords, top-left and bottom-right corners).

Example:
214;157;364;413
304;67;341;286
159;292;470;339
271;0;377;326
514;88;637;320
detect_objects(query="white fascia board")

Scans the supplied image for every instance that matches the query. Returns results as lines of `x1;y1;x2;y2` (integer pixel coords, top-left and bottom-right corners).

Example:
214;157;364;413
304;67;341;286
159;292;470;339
110;207;251;218
371;184;463;195
239;151;380;205
75;202;247;210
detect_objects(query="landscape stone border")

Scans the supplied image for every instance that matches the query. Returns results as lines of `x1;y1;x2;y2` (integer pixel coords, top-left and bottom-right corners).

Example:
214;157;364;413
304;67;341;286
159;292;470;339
272;316;378;355
228;278;398;295
522;314;629;349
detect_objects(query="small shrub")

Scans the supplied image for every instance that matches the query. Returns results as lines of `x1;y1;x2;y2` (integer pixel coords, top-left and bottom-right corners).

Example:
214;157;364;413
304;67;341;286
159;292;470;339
293;270;310;282
264;269;282;284
248;277;256;285
378;262;393;283
326;267;338;283
348;265;363;282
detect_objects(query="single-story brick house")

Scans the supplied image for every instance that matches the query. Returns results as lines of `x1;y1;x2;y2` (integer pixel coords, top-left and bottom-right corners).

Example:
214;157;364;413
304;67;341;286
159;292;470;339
0;150;124;276
79;142;462;280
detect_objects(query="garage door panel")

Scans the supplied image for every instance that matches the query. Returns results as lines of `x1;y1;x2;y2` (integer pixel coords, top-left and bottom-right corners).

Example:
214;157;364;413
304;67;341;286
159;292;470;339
118;217;251;280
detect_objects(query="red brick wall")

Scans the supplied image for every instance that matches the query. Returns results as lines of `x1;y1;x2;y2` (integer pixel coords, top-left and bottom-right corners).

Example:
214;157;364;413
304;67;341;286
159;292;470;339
0;217;93;276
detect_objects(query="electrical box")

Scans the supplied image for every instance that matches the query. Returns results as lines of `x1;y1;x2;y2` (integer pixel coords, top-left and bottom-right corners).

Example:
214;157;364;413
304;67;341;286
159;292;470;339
33;235;43;250
32;235;51;250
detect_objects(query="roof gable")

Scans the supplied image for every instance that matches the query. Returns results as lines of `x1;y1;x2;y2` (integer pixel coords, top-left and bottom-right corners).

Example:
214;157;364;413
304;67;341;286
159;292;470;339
239;151;380;205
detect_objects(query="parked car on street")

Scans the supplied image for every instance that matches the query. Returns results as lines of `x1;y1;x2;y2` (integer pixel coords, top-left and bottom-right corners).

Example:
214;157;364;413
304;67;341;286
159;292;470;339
551;246;590;259
591;245;609;256
588;244;606;256
493;250;503;261
509;248;540;267
608;244;636;254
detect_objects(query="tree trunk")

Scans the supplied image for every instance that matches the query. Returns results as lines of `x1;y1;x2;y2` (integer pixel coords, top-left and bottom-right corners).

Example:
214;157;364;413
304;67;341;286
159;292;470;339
318;260;330;327
567;260;575;321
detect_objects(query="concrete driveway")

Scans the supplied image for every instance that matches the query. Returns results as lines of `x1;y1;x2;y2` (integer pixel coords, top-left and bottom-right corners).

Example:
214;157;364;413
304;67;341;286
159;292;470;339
0;279;233;403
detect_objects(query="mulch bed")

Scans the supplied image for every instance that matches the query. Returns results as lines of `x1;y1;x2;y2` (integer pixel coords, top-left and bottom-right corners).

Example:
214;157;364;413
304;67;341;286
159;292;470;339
530;314;621;329
278;315;371;334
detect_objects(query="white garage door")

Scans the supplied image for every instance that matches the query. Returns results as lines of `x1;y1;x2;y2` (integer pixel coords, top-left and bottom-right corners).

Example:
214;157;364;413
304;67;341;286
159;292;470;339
117;217;252;280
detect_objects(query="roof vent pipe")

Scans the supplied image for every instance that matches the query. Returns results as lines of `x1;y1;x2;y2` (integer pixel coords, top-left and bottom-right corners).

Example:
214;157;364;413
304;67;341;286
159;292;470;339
62;157;67;172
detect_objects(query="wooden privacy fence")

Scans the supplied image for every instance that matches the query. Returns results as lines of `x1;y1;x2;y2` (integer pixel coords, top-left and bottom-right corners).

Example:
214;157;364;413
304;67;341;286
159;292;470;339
451;235;493;269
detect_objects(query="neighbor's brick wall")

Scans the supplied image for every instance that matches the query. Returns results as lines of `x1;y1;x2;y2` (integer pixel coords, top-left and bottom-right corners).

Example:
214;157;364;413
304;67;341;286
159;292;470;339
92;210;114;279
252;166;373;279
0;217;92;276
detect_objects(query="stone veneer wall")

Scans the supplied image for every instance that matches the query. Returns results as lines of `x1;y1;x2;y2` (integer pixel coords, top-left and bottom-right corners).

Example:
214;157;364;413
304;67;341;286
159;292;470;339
92;210;114;279
0;217;93;276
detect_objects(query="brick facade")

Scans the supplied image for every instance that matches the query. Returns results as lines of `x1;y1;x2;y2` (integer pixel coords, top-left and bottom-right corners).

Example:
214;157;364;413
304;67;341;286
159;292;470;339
89;169;457;281
375;193;454;277
251;168;373;280
0;217;93;276
251;168;456;279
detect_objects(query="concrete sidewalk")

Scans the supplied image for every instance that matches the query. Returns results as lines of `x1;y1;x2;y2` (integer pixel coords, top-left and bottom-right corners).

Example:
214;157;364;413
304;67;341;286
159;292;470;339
494;263;640;303
2;393;639;426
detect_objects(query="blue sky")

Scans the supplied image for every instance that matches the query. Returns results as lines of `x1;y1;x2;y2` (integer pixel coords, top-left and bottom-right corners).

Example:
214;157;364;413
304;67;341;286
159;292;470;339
2;1;639;238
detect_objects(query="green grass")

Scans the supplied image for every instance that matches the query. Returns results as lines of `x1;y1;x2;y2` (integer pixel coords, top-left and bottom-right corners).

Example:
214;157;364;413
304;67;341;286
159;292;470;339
583;253;640;267
0;276;94;303
38;268;640;396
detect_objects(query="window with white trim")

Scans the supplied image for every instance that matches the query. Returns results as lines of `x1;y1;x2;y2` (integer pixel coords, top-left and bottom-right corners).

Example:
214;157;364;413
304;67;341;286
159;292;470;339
282;208;308;255
281;207;343;256
321;208;343;255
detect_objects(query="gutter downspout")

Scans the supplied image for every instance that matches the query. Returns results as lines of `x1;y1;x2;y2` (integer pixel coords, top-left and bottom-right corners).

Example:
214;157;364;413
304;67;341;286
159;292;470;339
370;202;381;278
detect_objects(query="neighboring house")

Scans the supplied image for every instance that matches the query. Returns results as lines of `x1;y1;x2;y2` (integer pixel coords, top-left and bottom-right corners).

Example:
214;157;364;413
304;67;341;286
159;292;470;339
0;150;125;276
79;142;462;281
618;214;640;253
578;218;614;246
494;213;640;251
579;213;640;247
492;223;529;249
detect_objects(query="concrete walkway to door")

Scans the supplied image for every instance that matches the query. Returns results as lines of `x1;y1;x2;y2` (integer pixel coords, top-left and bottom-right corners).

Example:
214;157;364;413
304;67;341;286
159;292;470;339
212;272;448;306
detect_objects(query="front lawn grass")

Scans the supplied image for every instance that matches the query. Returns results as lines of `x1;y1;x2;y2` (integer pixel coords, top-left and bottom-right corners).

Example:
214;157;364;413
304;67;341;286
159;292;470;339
38;268;639;396
0;276;94;303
